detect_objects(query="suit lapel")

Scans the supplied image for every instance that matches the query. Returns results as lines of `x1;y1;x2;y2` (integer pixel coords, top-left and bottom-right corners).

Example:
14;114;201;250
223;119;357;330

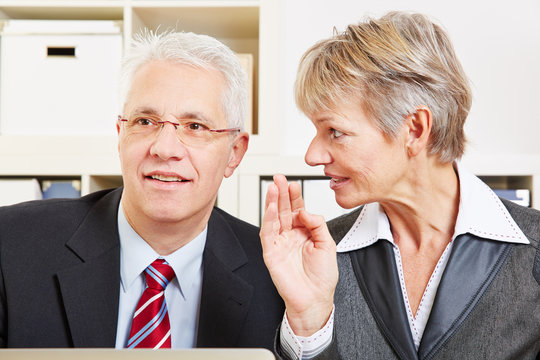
196;208;253;347
349;241;418;360
418;234;512;359
56;189;122;347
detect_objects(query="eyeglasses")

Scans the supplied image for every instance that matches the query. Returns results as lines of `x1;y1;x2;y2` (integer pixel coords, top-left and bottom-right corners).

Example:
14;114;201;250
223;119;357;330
118;115;240;147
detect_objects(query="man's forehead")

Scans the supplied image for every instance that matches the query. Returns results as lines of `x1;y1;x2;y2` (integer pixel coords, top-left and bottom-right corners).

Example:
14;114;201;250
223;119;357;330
123;60;227;126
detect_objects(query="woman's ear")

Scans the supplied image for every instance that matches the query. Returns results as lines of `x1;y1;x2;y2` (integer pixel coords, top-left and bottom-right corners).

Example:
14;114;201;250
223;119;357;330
405;106;432;157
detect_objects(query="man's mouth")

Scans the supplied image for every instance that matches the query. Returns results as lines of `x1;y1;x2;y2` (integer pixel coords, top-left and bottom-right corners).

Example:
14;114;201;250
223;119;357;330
149;174;189;182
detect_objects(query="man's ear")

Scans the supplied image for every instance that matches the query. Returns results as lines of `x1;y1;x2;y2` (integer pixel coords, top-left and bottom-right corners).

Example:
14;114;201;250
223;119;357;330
224;132;249;178
116;114;123;135
116;119;122;153
405;106;432;157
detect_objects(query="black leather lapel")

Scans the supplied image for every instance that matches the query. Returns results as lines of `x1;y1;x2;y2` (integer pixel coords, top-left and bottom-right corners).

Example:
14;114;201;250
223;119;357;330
418;234;513;359
56;189;122;347
196;209;253;347
350;241;418;360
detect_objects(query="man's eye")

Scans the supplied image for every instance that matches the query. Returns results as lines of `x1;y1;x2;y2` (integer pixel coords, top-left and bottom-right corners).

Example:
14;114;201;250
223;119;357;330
136;118;154;126
186;122;209;131
331;129;344;138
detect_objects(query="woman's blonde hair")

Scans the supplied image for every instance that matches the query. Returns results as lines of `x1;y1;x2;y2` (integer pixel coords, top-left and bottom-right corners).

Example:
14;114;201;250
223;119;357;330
295;11;472;162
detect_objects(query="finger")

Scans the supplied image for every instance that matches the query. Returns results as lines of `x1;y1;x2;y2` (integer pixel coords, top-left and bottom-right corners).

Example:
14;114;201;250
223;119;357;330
264;182;278;212
274;174;293;231
260;199;280;252
289;181;305;213
297;210;334;248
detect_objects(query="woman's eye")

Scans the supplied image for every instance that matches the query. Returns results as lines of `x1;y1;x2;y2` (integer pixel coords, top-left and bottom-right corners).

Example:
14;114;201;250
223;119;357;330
331;129;344;138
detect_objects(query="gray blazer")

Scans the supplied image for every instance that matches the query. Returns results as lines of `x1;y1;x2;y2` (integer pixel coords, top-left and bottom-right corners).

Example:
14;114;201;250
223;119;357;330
280;199;540;360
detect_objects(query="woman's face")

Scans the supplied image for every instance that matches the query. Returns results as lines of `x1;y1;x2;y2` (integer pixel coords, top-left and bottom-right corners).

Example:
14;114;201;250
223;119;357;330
304;98;409;209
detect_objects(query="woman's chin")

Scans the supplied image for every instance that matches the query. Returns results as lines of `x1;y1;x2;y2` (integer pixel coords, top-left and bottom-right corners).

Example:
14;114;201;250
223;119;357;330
335;195;361;210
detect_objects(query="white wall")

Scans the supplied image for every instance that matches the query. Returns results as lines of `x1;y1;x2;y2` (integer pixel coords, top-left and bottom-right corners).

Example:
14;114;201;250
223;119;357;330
279;0;540;161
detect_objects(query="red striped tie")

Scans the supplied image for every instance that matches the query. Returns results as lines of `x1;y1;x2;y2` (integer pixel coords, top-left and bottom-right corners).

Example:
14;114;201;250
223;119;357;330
127;259;175;348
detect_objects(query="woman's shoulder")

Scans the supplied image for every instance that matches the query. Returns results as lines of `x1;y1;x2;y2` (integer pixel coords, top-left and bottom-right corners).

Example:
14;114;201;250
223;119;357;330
501;199;540;286
501;198;540;247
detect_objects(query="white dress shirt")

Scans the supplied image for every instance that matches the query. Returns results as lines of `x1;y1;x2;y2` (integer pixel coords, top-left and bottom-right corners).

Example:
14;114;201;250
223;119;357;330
281;162;529;359
114;203;206;348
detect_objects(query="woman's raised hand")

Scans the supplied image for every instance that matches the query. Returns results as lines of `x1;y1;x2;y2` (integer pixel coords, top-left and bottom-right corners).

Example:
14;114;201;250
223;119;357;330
260;174;338;336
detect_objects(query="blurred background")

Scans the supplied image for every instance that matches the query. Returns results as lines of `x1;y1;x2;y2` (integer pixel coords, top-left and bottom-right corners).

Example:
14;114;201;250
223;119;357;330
0;0;538;225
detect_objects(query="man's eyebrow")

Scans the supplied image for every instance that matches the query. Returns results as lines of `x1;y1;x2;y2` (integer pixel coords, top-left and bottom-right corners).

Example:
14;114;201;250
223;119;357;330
176;111;213;125
132;107;161;116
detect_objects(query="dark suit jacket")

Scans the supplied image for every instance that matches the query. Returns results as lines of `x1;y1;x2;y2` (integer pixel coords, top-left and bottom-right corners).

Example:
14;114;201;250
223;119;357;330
0;188;284;349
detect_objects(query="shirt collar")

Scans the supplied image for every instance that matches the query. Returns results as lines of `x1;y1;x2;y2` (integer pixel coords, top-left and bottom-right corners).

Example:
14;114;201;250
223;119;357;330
337;162;529;253
117;202;207;299
453;162;529;244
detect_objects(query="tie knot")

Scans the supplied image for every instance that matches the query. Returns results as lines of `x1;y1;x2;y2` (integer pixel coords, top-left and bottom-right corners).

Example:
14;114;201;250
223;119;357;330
144;259;175;291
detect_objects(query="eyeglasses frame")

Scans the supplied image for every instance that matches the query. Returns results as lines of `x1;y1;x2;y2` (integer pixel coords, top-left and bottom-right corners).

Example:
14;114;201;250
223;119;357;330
118;116;241;136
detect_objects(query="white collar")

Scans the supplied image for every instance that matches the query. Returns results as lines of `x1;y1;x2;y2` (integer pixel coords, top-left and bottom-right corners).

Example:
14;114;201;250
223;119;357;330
117;202;207;299
337;162;529;252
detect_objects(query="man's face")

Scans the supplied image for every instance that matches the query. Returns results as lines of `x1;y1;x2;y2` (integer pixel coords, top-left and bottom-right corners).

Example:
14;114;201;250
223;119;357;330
118;60;248;233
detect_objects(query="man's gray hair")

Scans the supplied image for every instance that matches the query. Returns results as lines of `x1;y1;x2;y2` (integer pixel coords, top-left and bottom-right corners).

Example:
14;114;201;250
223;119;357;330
119;30;247;130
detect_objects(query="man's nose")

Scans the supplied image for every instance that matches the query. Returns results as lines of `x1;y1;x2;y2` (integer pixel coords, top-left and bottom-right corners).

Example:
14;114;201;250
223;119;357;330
149;121;188;161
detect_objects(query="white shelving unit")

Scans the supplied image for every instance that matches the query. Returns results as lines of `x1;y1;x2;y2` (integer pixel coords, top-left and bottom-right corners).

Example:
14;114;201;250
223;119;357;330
0;0;538;225
0;0;284;213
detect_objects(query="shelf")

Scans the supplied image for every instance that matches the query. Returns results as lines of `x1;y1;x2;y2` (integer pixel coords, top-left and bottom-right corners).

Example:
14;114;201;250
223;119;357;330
0;135;120;175
477;175;532;189
0;174;123;201
85;174;122;194
478;175;533;207
0;1;124;20
131;5;258;41
131;1;259;8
